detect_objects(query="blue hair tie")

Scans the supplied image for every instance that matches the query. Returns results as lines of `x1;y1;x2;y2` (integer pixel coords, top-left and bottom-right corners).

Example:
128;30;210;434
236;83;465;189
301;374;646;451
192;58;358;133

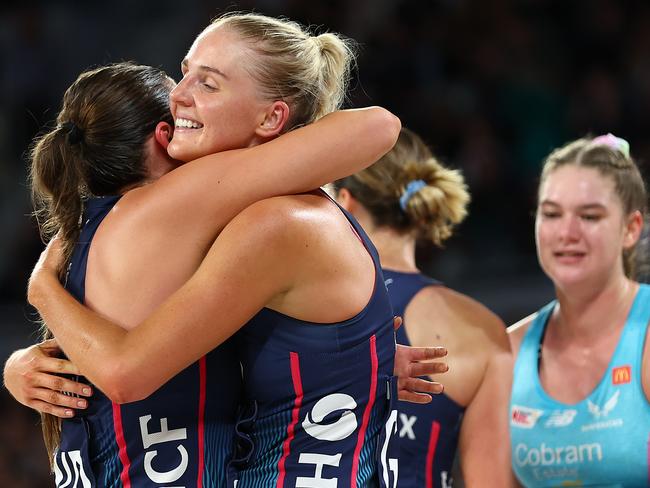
399;179;427;211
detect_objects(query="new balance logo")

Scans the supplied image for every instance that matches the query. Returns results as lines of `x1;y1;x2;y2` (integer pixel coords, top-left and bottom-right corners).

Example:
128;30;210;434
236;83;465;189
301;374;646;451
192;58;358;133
544;409;577;428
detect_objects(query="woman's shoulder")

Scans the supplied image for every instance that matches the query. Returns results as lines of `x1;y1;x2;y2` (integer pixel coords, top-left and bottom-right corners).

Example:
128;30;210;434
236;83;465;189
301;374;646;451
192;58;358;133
408;285;509;352
507;313;538;358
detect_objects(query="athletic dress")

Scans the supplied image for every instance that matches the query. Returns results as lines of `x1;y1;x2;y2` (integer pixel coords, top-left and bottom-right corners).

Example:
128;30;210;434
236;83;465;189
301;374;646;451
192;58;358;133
54;196;241;488
510;284;650;487
383;270;465;488
231;196;398;488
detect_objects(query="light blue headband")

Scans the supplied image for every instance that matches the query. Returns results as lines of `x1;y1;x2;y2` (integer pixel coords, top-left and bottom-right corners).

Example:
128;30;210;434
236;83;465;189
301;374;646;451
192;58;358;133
399;179;427;211
592;133;630;158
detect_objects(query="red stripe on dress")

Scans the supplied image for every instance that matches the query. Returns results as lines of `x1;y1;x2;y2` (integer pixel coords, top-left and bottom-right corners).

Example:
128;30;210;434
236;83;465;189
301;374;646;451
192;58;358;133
277;352;304;488
351;335;378;488
112;403;132;487
425;421;441;488
197;356;207;488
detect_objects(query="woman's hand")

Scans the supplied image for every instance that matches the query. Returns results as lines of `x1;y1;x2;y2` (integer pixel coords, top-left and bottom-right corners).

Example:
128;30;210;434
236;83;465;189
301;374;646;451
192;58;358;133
393;316;448;404
3;339;92;418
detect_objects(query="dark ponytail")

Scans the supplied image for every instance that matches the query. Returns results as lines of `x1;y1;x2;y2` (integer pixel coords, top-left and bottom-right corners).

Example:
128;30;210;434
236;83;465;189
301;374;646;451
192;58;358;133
28;61;174;466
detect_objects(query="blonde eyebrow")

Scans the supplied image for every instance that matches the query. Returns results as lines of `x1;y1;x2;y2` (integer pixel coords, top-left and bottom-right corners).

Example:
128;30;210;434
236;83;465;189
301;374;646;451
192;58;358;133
181;59;229;80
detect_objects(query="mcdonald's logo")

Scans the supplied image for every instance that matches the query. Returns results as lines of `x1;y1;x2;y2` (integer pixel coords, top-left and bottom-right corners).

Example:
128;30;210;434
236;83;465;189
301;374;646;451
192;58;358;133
612;365;631;385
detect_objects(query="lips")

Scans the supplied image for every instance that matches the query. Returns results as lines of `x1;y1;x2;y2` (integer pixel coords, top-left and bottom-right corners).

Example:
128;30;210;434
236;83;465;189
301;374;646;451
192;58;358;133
553;250;586;264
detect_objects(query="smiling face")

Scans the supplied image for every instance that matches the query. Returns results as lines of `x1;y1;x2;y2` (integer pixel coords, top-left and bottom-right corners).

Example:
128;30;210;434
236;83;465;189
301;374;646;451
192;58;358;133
535;165;640;290
167;25;272;162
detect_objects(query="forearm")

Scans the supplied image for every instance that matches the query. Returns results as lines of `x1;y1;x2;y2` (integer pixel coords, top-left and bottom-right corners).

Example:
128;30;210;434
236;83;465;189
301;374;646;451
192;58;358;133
283;107;402;189
146;107;400;244
459;350;514;486
28;273;132;400
26;210;290;403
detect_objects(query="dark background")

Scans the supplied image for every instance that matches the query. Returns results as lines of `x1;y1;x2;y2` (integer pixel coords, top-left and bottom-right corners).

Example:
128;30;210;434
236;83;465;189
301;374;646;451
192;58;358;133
2;0;648;484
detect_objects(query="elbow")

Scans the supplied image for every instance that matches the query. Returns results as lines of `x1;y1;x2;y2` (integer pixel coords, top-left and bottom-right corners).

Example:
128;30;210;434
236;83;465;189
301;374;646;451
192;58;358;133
98;362;153;404
368;107;401;157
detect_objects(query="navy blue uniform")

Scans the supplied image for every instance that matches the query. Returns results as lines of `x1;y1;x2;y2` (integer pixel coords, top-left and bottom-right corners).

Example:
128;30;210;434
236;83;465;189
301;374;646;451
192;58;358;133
383;270;465;488
54;196;241;487
233;196;398;488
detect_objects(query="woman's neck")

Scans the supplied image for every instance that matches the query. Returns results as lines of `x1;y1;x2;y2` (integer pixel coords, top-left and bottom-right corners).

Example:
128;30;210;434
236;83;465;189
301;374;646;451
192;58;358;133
365;224;418;273
552;273;637;345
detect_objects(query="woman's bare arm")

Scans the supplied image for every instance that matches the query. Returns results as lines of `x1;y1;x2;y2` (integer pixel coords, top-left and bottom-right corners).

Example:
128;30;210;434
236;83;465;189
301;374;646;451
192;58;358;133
143;107;400;237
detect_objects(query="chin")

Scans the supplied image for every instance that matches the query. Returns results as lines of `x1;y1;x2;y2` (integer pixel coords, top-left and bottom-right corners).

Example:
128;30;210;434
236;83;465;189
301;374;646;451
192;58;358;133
167;142;197;163
550;268;601;291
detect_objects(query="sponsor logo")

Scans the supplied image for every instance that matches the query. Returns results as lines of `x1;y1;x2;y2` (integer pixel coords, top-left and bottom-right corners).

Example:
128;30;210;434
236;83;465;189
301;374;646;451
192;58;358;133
544;409;577;428
398;413;417;440
440;471;453;488
511;405;544;428
380;410;399;488
581;418;624;432
55;450;92;488
302;393;358;442
581;390;623;431
612;365;631;385
299;394;400;487
298;393;362;487
586;390;619;419
139;415;189;484
384;278;394;287
514;442;603;467
530;466;580;482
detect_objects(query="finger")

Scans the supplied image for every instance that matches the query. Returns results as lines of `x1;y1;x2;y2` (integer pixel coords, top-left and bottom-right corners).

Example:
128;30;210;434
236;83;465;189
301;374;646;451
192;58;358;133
398;345;447;361
399;377;444;395
34;356;83;377
38;338;62;354
29;399;76;419
398;390;432;404
32;387;89;410
410;361;449;377
393;316;403;331
32;372;92;397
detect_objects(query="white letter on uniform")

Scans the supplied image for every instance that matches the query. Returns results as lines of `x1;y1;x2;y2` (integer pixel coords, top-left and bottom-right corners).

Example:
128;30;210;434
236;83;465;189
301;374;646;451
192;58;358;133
296;453;342;488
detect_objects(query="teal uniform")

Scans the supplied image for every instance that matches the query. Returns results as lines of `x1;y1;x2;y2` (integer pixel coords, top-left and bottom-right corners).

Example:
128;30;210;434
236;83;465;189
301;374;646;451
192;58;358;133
510;284;650;487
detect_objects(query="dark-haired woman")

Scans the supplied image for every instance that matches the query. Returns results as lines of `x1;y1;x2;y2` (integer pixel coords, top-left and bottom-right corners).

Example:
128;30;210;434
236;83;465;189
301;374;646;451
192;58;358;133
7;13;444;487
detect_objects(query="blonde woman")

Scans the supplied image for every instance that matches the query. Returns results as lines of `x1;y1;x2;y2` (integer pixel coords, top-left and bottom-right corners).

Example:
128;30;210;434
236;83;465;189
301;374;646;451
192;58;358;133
333;128;513;486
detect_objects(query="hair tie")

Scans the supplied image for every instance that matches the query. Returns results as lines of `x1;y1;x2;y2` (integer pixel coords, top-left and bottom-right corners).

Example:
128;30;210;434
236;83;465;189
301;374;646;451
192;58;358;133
399;179;427;211
61;121;84;145
592;133;630;158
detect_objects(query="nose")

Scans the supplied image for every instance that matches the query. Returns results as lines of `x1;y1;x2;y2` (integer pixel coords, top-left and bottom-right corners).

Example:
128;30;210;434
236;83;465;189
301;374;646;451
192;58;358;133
559;214;581;242
170;76;192;108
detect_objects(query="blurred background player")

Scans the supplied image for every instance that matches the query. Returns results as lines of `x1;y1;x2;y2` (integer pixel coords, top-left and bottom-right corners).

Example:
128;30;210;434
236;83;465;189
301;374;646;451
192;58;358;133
508;134;650;487
332;127;513;487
